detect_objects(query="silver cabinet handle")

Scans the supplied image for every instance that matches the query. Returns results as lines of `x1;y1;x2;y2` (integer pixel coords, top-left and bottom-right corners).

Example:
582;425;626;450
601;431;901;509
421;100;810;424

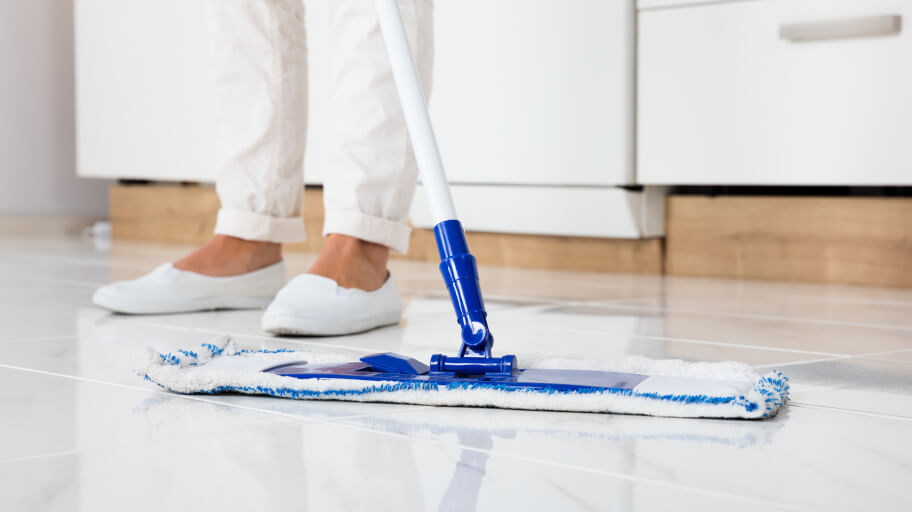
780;14;901;42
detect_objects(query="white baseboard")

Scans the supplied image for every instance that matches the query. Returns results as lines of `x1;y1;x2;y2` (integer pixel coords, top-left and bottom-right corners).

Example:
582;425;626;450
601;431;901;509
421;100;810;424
409;185;667;239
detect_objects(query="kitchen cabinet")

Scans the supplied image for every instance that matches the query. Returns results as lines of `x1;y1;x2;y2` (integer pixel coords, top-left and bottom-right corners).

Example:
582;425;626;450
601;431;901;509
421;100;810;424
638;0;912;185
76;0;661;238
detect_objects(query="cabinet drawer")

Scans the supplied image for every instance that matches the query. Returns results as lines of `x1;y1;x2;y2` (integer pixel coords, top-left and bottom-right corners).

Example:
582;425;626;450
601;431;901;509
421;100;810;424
638;0;912;185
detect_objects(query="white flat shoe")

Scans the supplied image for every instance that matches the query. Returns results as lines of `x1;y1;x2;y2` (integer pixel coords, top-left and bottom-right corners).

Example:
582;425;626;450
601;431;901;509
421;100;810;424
92;262;286;314
261;274;402;336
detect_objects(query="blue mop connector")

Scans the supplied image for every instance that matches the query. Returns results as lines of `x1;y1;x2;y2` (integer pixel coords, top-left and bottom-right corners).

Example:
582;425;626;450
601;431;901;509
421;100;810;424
431;220;516;376
434;220;493;356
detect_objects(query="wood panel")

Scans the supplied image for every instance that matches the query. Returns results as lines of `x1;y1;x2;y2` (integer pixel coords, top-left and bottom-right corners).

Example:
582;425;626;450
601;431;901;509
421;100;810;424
404;229;662;274
109;184;912;285
110;184;325;250
0;215;103;237
666;196;912;287
108;183;663;274
110;184;220;244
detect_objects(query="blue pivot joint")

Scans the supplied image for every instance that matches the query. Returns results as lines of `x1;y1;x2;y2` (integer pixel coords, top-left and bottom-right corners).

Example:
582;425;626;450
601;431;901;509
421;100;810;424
430;220;516;377
434;220;493;357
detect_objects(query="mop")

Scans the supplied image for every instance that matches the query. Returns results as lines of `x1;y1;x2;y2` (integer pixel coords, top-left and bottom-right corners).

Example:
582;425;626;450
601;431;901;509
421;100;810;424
136;0;789;419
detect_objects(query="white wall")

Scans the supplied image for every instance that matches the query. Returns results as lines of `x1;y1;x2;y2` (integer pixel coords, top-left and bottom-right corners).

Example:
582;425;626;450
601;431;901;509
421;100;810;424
0;0;109;215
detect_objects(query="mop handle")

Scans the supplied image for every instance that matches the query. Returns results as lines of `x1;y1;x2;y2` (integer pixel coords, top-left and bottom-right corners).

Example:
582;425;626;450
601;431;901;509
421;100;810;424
373;0;455;223
374;0;494;358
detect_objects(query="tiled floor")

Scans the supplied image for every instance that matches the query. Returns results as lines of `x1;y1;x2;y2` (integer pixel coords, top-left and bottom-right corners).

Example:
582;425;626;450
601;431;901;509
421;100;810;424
1;234;911;511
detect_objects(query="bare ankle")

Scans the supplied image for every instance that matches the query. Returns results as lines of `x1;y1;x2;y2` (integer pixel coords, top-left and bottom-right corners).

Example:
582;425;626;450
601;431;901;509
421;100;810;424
174;235;282;277
308;234;390;290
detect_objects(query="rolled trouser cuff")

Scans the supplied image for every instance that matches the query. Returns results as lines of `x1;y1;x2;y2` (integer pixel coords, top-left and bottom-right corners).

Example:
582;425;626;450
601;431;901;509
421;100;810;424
323;208;412;254
214;208;307;243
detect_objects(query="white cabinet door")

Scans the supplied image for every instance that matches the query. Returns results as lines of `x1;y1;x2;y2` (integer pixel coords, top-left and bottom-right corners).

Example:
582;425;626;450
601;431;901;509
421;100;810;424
75;0;215;182
638;0;912;185
75;0;331;184
75;0;653;237
431;0;635;185
77;0;635;187
409;184;666;238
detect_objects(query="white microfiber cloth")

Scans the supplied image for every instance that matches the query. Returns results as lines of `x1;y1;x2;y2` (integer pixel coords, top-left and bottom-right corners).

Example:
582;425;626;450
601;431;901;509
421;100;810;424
135;336;789;420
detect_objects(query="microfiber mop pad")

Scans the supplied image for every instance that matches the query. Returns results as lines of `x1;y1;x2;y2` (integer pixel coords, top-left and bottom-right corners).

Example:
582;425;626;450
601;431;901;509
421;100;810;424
136;337;789;419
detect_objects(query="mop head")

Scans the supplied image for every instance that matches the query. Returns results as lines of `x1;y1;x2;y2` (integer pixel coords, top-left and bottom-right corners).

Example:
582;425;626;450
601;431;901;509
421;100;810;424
136;338;789;419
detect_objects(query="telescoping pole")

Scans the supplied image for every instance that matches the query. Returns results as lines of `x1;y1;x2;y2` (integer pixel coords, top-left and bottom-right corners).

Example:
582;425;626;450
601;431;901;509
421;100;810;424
374;0;507;370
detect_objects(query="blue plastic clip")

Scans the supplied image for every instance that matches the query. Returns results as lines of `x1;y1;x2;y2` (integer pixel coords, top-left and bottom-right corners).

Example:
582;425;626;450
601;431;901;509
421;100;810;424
361;353;429;375
429;354;516;377
434;220;493;357
431;220;516;376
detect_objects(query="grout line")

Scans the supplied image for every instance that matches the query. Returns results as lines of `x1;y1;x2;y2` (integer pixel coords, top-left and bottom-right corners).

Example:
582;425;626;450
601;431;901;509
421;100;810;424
854;347;912;358
401;292;657;323
0;411;313;466
753;348;912;370
790;402;912;422
0;362;322;421
752;356;851;370
0;251;152;272
411;287;912;332
825;297;912;308
0;449;85;465
398;300;551;327
547;325;847;357
0;334;77;344
400;287;579;307
605;292;912;309
574;302;912;333
135;320;381;354
0;414;347;467
558;281;665;293
860;357;912;365
0;361;416;426
0;273;104;289
0;303;103;321
0;423;301;467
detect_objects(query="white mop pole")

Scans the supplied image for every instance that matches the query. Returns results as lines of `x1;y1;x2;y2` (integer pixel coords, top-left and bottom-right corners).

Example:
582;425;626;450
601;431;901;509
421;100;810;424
373;0;457;224
375;0;498;361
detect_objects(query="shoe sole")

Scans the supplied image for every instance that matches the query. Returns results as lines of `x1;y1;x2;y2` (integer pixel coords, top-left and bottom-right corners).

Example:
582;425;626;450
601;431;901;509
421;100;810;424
261;312;401;337
93;291;273;315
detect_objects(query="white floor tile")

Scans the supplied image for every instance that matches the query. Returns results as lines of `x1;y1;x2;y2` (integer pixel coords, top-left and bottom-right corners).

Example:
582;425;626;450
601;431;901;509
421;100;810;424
604;278;912;328
541;303;912;356
336;404;912;511
0;416;784;512
0;366;295;462
784;357;912;417
0;328;409;423
1;233;910;511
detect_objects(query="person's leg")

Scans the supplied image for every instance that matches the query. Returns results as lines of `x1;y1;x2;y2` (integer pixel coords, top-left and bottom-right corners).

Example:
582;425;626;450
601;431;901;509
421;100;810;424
309;0;434;291
93;0;308;314
176;0;309;277
260;0;433;335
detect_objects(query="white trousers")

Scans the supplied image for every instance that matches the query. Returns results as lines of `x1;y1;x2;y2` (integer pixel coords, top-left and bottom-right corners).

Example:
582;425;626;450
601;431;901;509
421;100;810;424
211;0;433;254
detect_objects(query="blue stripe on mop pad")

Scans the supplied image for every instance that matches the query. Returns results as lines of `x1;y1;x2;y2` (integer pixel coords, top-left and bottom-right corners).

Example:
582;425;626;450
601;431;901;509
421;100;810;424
135;338;789;420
